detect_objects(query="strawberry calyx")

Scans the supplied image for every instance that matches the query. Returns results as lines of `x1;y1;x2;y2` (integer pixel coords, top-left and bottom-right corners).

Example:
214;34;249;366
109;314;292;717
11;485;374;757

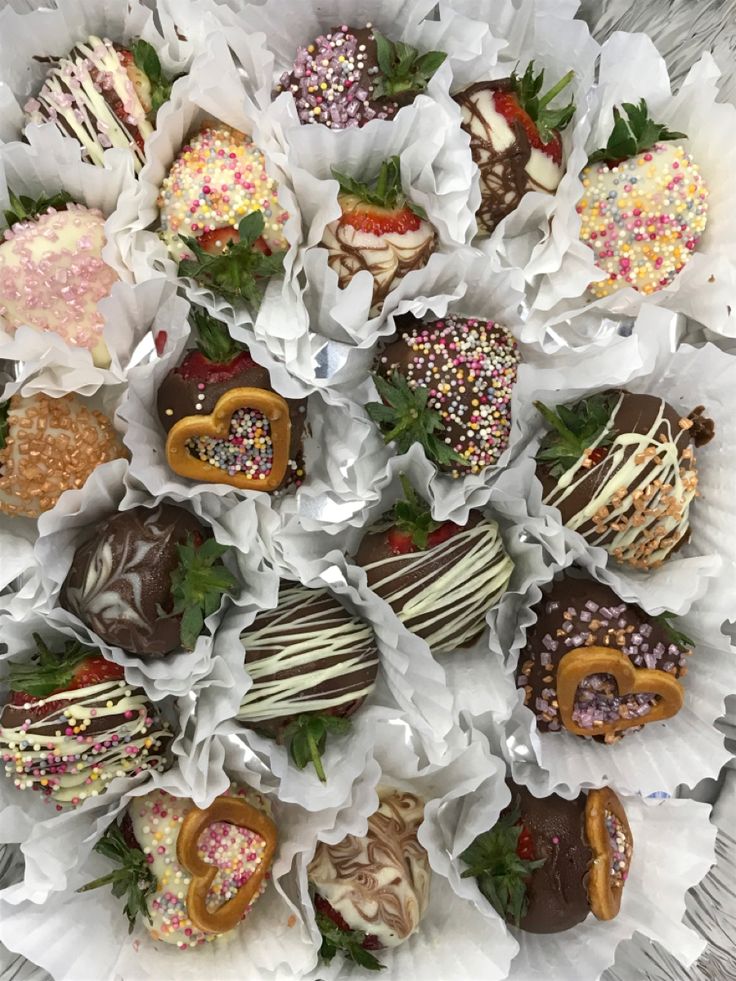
7;634;121;701
3;189;73;232
130;39;176;115
177;306;252;381
534;393;618;479
386;475;461;553
371;32;446;101
332;156;427;231
314;893;385;970
282;712;351;783
314;893;383;951
588;99;686;166
507;62;576;151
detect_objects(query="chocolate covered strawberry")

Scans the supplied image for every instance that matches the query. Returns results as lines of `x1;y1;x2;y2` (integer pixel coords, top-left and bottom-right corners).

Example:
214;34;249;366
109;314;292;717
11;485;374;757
322;156;436;310
455;62;576;234
25;37;176;172
60;503;238;656
578;99;708;297
157;308;306;491
352;477;513;653
0;634;171;808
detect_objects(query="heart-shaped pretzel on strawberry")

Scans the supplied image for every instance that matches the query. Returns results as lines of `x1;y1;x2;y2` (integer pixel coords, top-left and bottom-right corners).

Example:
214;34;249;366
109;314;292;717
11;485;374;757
177;794;278;935
165;387;291;492
585;786;633;921
556;645;684;738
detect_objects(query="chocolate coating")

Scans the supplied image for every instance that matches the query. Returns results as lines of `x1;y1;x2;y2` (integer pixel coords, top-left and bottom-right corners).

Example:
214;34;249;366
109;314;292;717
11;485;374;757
157;350;306;491
61;504;210;656
536;390;714;569
519;573;690;737
508;784;592;934
455;79;562;235
237;585;380;738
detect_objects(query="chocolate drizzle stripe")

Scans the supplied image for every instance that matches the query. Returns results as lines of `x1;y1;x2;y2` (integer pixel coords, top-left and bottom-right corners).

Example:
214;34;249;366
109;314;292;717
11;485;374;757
238;586;379;722
0;679;169;805
362;522;513;650
27;36;150;169
544;393;697;566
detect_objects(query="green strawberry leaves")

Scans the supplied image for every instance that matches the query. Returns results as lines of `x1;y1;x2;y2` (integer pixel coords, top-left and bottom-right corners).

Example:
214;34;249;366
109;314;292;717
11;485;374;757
588;99;686;165
652;610;694;650
391;474;440;550
372;31;446;100
131;39;174;115
331;156;426;219
78;821;156;933
511;62;576;144
164;535;238;650
8;634;96;698
366;370;465;469
534;392;617;479
178;211;286;308
3;188;73;231
190;306;246;363
315;908;384;971
283;713;351;782
460;804;545;925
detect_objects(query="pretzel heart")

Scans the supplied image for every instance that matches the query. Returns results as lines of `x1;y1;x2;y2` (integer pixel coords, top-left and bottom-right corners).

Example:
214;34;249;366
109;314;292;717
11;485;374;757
165;387;291;491
585;786;633;920
176;795;278;934
556;645;684;738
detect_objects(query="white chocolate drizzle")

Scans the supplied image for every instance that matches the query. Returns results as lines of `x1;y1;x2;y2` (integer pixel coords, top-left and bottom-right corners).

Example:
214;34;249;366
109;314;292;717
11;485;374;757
543;393;698;568
237;586;379;724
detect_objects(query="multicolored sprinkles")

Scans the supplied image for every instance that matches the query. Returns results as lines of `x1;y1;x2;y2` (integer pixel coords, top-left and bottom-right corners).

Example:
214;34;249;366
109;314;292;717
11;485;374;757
186;407;274;479
379;314;520;476
578;141;708;297
158;125;288;260
606;808;632;887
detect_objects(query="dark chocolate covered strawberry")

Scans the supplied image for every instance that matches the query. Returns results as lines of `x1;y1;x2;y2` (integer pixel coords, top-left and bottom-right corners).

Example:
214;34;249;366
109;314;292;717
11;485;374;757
236;583;380;782
461;783;633;933
352;478;513;653
157;309;306;492
25;37;176;172
534;390;715;569
0;634;171;808
322;156;436;310
277;26;446;129
60;503;237;656
455;62;575;234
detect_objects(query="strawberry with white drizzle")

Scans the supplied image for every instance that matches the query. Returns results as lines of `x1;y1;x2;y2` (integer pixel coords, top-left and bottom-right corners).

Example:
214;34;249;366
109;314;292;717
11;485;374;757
455;62;576;234
322;156;436;311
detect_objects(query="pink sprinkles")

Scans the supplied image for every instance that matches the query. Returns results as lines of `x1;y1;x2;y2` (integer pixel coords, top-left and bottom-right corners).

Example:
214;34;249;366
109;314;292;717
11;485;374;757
606;809;632;886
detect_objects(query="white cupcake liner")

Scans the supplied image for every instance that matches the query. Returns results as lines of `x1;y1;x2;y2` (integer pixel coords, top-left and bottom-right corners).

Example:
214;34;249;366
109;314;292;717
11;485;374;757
439;0;599;282
0;0;201;165
108;47;306;347
509;305;727;616
6;461;280;704
0;734;318;981
448;767;716;981
276;717;518;981
528;34;736;344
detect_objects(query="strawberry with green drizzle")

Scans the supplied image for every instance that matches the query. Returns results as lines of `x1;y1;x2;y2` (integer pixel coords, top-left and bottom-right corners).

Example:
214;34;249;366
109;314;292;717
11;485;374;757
322;156;436;310
455;62;576;234
156;308;307;492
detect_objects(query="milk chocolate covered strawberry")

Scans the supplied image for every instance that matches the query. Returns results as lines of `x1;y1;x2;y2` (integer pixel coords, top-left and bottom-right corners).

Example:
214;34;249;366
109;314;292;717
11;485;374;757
0;635;171;809
25;37;175;172
277;26;446;129
322;156;436;310
157;309;306;492
461;783;633;933
578;100;708;297
79;784;276;948
353;478;513;653
455;63;575;234
534;390;715;569
61;504;237;656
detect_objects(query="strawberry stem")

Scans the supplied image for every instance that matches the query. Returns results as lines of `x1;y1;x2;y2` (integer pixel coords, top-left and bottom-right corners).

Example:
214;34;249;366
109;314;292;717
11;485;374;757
537;70;575;111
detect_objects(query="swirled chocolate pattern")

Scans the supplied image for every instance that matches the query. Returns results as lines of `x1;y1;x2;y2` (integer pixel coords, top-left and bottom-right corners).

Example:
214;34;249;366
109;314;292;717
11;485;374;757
354;517;513;653
309;789;430;947
237;585;379;737
321;219;436;311
25;36;153;170
537;391;714;569
61;504;209;655
0;678;170;808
